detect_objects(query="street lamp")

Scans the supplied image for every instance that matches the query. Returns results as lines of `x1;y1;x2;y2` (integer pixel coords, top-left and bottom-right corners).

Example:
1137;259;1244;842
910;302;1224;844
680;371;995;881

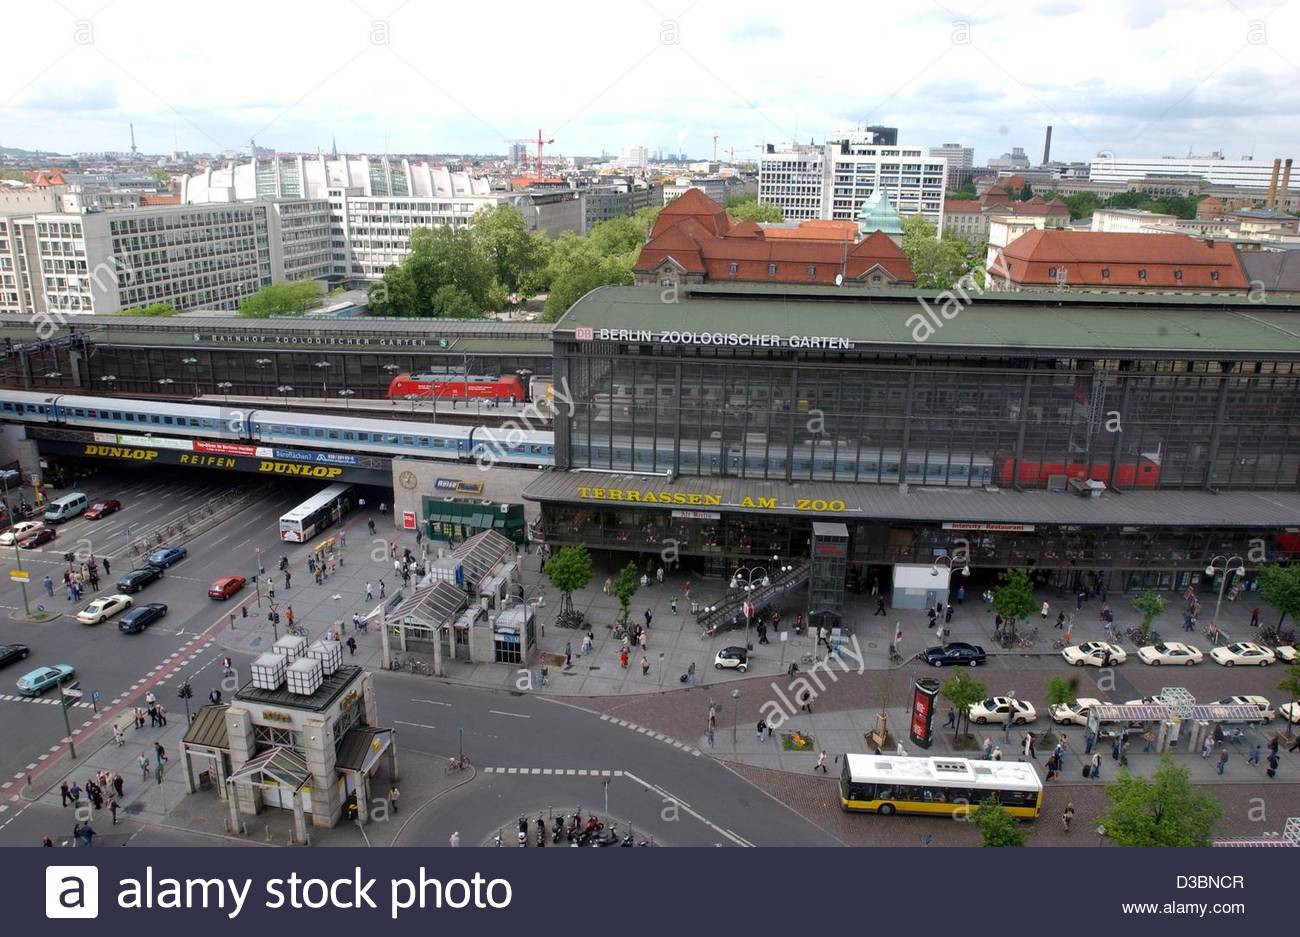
277;385;294;403
254;358;274;395
157;378;175;392
2;473;30;617
99;374;117;392
382;364;401;406
338;388;355;410
1205;555;1246;644
217;381;233;403
731;688;740;744
314;360;331;397
730;565;769;651
181;356;200;396
931;556;971;578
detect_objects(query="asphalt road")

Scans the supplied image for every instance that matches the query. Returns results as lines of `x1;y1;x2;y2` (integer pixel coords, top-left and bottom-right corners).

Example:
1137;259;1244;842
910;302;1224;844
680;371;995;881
0;471;326;785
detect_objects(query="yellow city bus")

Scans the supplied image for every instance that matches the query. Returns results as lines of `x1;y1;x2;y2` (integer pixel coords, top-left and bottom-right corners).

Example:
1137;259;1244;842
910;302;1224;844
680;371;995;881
839;754;1043;818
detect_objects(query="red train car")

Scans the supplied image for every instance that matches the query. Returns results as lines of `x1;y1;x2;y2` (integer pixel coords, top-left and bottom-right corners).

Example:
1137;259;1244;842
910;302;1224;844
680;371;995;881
386;373;526;402
995;455;1161;488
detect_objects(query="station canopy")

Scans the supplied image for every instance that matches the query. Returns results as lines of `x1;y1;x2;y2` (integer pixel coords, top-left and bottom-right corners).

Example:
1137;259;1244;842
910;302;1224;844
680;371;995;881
1090;703;1266;723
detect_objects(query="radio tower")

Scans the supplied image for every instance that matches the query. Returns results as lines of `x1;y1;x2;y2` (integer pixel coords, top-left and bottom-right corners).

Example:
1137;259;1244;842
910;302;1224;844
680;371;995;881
129;122;138;159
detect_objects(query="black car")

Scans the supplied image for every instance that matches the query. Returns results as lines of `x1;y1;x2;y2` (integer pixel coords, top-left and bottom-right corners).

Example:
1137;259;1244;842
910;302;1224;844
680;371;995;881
117;566;163;594
921;642;987;667
0;643;31;668
118;603;167;634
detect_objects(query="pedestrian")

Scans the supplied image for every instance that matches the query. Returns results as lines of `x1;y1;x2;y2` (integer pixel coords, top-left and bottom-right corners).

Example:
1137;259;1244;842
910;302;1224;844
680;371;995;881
157;705;167;726
154;741;167;767
581;632;593;655
102;556;110;575
800;689;813;714
640;655;649;676
1084;730;1095;755
1112;735;1122;761
389;786;399;814
60;781;70;807
756;718;766;742
983;738;994;760
1267;752;1280;778
112;723;124;746
644;608;652;627
1290;736;1300;754
1062;802;1075;832
815;750;829;774
346;636;357;656
874;597;886;616
1023;732;1036;760
42;836;53;847
686;660;696;684
1076;591;1085;611
619;647;629;669
380;579;386;599
138;754;149;781
944;604;953;624
1003;711;1014;740
684;580;691;598
1040;600;1050;620
1090;752;1102;779
1202;736;1215;759
944;706;956;728
285;571;291;590
110;799;119;825
656;566;664;584
957;584;965;604
927;606;937;626
1217;750;1229;775
209;688;221;705
367;518;375;536
1249;607;1260;628
113;774;124;799
43;575;54;597
871;578;879;596
449;831;460;847
79;823;95;847
671;597;678;614
365;581;373;601
991;746;1002;761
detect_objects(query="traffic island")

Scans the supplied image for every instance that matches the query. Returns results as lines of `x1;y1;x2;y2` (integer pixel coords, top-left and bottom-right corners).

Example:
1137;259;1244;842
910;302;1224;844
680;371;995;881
7;607;63;623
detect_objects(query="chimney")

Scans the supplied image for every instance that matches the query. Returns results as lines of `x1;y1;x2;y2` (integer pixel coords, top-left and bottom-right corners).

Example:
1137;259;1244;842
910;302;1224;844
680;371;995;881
1266;157;1281;208
1041;125;1053;166
1279;158;1294;209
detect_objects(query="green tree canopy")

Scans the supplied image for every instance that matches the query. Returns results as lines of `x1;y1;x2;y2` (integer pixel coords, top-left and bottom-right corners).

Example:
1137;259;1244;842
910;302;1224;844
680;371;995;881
725;193;784;223
1132;590;1166;633
237;280;324;317
972;796;1026;846
1043;675;1076;710
1101;756;1221;846
612;561;639;626
946;182;978;200
901;214;983;289
369;225;498;318
1043;189;1204;221
148;167;171;188
544;546;593;617
470;204;550;294
940;669;987;739
993;568;1038;633
118;301;177;317
540;231;635;322
1257;565;1300;629
1278;660;1300;739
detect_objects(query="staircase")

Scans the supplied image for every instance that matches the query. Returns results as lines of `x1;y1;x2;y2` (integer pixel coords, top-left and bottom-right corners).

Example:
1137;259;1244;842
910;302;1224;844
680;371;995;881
698;562;810;631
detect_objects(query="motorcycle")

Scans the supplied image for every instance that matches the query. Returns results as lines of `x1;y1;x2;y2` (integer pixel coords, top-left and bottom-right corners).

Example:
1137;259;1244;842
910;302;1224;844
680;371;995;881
517;816;528;848
577;815;604;845
588;823;620;847
551;816;565;843
536;815;546;848
493;830;502;847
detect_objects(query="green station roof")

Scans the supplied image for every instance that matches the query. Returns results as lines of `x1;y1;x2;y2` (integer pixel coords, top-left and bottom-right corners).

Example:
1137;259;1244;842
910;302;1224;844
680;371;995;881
555;285;1300;358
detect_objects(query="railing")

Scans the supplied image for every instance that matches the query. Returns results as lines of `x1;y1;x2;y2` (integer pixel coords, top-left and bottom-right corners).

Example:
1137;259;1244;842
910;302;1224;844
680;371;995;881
696;562;810;631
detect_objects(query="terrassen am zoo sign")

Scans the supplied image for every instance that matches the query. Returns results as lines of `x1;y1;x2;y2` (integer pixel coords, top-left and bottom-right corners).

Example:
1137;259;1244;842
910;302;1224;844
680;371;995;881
575;485;849;513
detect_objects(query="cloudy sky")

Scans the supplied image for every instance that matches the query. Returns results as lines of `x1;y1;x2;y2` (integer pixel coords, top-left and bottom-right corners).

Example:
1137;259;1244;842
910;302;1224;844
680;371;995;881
2;0;1299;164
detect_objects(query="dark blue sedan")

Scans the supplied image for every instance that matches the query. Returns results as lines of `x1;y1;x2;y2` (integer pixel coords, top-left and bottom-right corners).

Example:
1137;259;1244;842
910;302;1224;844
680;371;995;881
147;545;188;569
921;642;987;667
118;603;168;634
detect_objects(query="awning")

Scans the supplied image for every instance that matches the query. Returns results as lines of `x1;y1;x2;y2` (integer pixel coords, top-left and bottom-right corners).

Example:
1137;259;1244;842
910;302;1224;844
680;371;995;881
1091;703;1266;723
182;703;230;750
335;727;394;774
228;746;311;791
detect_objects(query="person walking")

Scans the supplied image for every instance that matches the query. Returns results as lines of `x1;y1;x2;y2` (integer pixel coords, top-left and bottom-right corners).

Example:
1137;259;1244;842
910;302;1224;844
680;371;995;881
43;575;54;597
79;823;95;848
113;774;124;799
388;786;400;814
1062;802;1075;832
138;754;150;781
1090;752;1102;779
815;750;829;774
449;831;460;847
284;571;291;590
640;655;650;676
346;636;357;656
367;518;375;536
1202;736;1215;759
60;781;70;807
1217;750;1230;775
109;799;119;825
379;579;386;599
686;660;696;684
1248;743;1261;766
564;641;572;667
1267;751;1280;778
756;718;767;742
154;741;167;768
365;581;373;601
602;577;611;595
874;597;886;616
944;706;956;729
103;557;110;575
1023;732;1036;760
944;603;953;624
982;738;994;760
1076;590;1085;611
644;608;653;628
1040;600;1050;620
656;566;665;584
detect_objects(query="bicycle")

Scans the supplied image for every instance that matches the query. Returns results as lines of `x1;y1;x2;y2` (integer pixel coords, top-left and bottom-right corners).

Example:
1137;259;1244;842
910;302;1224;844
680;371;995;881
445;754;470;774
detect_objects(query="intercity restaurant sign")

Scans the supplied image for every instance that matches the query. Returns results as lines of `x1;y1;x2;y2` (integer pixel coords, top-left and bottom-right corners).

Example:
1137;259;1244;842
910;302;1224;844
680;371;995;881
576;484;850;514
575;328;855;350
942;522;1036;532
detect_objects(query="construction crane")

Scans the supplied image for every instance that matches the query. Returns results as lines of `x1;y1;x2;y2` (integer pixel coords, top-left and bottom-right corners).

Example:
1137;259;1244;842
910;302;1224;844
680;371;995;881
504;129;555;181
534;128;554;180
504;138;532;171
712;134;718;161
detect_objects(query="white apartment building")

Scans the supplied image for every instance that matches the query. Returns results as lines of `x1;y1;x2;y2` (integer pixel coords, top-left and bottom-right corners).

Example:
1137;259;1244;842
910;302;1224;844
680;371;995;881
1088;155;1284;189
0;200;332;316
929;143;974;173
759;132;947;226
662;175;728;205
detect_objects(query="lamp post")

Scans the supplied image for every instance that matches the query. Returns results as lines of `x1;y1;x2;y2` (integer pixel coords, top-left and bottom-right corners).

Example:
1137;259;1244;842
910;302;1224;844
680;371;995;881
99;374;117;393
731;688;740;744
277;384;294;403
1205;554;1245;643
314;360;330;397
382;364;401;407
157;378;174;393
59;685;78;760
2;474;30;617
931;556;971;635
338;388;355;410
216;381;233;403
254;358;273;396
730;565;769;651
181;356;199;396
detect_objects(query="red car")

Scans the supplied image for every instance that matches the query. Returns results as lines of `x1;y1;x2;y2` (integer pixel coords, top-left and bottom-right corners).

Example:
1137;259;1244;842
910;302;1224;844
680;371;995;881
83;499;122;520
18;527;56;549
207;575;246;600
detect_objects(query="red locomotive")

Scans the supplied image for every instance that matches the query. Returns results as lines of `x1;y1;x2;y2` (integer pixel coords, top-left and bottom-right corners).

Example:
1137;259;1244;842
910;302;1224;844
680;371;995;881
995;455;1160;488
386;372;526;402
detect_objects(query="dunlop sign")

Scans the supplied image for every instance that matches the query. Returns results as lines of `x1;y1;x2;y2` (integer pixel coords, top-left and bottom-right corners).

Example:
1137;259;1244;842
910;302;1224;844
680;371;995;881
258;461;344;478
83;444;159;461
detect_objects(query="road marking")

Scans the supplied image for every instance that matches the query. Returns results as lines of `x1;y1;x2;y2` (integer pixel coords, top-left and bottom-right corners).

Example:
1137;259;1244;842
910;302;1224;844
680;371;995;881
411;698;450;707
393;720;436;730
489;710;530;719
623;771;749;847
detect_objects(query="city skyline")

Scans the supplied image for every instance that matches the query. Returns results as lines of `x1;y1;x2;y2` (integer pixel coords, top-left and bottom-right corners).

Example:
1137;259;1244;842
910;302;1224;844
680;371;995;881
0;0;1298;164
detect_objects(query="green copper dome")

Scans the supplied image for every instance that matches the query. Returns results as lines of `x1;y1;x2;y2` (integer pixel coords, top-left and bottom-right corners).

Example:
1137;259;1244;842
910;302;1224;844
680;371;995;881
856;188;903;237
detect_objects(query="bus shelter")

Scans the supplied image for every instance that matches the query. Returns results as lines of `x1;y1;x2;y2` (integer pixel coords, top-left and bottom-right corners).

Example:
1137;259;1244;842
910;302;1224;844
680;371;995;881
1087;702;1266;753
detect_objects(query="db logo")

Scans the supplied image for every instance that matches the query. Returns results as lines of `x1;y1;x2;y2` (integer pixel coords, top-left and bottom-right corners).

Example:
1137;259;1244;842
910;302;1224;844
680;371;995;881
46;866;99;918
574;327;594;341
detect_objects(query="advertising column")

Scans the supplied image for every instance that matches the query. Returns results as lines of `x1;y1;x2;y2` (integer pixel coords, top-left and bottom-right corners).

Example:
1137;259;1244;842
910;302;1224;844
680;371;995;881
909;677;941;749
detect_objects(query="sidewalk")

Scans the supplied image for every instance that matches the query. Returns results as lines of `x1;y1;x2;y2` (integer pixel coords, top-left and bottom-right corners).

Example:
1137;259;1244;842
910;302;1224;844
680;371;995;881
211;509;1292;700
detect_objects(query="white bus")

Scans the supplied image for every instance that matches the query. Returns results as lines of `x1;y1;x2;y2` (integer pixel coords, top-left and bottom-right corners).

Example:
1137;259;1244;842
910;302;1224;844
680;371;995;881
839;754;1042;818
279;484;356;543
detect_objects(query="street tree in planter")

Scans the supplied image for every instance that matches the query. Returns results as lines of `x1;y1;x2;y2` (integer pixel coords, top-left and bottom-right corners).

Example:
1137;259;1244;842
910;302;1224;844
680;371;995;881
544;546;592;620
1101;756;1220;847
1278;659;1300;739
940;669;987;742
993;568;1037;643
972;796;1026;847
1132;590;1166;636
1040;675;1077;744
1257;565;1300;630
612;561;639;626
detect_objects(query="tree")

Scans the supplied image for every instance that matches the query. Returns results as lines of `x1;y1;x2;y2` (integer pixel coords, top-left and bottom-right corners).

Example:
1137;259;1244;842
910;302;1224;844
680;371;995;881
993;568;1037;639
540;232;635;321
728;198;784;223
1132;589;1166;634
1100;757;1221;846
368;225;500;317
901;214;982;289
1043;675;1076;711
946;182;978;200
612;561;639;626
544;546;592;618
1278;660;1300;739
1016;182;1034;201
1256;565;1300;629
238;280;324;317
117;301;176;317
148;167;171;188
430;284;481;319
940;669;987;741
972;796;1026;846
470;204;548;294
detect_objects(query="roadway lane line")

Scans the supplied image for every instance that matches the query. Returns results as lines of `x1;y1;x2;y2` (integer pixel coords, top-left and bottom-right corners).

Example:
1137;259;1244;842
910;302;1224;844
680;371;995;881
411;698;450;706
488;710;530;719
394;720;437;730
622;770;749;847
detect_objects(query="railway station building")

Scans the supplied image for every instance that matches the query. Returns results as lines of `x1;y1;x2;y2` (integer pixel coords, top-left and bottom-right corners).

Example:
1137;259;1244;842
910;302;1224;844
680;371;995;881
526;284;1300;608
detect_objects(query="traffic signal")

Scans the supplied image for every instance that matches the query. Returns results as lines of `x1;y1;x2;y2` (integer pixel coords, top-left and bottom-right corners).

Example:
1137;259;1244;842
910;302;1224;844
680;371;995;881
177;681;193;700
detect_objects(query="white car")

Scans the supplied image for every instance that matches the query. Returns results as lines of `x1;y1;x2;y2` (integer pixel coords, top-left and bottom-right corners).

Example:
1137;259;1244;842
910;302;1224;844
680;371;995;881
1213;695;1275;721
1136;641;1204;666
1274;645;1298;663
1124;695;1170;707
1049;697;1103;726
1280;702;1300;725
968;696;1037;725
1061;641;1127;667
1209;642;1276;667
0;521;44;546
76;593;133;625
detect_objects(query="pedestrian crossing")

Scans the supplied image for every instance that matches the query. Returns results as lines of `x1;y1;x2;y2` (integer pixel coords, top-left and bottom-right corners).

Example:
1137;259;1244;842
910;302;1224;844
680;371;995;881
599;714;701;756
0;693;93;709
481;767;624;777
